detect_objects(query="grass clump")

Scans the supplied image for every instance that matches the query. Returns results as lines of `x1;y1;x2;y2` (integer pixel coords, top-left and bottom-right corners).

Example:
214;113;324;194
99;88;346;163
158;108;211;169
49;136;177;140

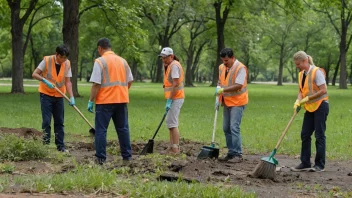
0;163;15;174
0;134;48;161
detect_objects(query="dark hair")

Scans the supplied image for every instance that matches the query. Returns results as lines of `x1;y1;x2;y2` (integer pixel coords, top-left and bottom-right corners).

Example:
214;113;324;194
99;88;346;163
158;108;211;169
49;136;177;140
56;44;69;57
97;38;111;49
173;55;180;61
220;48;234;58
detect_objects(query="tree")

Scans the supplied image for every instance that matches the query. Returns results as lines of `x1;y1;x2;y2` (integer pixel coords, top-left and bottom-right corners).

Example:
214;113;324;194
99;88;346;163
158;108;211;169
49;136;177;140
7;0;38;93
305;0;352;89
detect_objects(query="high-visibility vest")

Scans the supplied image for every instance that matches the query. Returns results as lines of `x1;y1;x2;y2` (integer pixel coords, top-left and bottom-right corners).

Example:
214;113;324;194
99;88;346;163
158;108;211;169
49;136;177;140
38;55;70;97
298;66;328;112
95;51;129;104
163;60;184;99
218;61;248;107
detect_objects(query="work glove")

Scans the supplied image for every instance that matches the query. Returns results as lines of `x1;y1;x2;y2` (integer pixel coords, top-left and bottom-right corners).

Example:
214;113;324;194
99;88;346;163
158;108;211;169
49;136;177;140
165;99;172;111
69;97;75;106
293;99;300;113
299;96;309;105
88;100;94;113
215;87;224;95
42;78;54;89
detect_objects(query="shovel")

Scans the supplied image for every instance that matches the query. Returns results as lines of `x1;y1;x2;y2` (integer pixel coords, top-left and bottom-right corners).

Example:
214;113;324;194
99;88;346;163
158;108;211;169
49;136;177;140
53;86;95;137
197;95;220;159
140;109;169;155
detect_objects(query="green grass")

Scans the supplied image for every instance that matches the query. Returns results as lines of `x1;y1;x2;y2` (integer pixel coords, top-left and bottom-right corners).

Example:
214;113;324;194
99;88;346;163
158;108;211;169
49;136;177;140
0;82;352;159
0;164;255;197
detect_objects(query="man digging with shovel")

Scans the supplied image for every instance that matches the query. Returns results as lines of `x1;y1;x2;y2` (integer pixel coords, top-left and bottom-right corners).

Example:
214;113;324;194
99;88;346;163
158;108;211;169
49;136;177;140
215;48;248;163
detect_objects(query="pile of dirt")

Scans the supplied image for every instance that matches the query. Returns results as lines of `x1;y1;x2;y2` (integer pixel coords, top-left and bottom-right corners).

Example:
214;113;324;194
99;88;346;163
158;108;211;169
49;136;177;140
0;127;42;139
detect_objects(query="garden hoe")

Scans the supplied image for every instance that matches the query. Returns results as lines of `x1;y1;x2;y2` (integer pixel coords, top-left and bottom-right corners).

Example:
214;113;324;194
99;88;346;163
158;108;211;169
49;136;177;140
197;95;220;159
140;109;169;155
251;106;301;180
53;86;95;137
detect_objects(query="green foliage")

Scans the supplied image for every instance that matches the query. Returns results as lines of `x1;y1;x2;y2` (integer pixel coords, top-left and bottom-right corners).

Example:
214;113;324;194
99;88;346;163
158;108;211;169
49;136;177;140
0;134;48;161
0;163;16;174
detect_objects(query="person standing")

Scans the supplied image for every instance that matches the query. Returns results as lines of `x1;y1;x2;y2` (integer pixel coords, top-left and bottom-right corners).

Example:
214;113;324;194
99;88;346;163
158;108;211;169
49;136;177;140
215;48;248;163
291;51;329;172
87;38;133;164
158;47;185;154
32;44;74;152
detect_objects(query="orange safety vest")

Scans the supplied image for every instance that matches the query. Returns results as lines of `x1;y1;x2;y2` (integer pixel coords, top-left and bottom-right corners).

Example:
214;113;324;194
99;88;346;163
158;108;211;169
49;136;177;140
38;55;70;97
163;60;184;99
95;51;129;104
298;66;328;112
218;61;248;107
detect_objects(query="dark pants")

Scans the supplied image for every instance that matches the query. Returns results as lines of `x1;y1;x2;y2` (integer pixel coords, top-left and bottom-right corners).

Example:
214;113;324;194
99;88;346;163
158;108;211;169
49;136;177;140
300;101;329;169
40;93;65;150
95;103;132;161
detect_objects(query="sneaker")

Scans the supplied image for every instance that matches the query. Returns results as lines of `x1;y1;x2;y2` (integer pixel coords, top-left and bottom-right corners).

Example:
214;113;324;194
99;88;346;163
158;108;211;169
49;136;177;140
290;163;312;172
228;155;243;163
309;165;325;172
218;155;234;162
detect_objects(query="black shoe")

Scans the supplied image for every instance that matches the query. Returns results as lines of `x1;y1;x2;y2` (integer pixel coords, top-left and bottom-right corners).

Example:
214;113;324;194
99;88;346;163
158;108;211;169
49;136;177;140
95;158;105;165
218;155;234;162
290;163;312;172
309;165;325;172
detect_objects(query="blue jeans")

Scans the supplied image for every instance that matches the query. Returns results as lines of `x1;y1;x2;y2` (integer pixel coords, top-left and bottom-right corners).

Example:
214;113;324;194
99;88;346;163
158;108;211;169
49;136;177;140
223;105;246;156
300;101;329;169
40;93;65;150
95;103;132;161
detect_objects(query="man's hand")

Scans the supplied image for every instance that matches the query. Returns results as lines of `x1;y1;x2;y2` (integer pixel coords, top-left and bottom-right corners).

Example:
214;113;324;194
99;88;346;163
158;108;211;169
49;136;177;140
299;96;309;105
42;78;54;89
88;100;94;113
165;99;172;111
215;87;224;95
293;99;300;113
69;97;75;106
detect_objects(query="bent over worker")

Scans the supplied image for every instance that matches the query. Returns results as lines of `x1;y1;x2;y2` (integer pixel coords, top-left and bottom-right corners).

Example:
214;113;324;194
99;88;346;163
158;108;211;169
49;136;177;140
87;38;133;164
291;51;329;172
32;44;74;153
215;48;248;163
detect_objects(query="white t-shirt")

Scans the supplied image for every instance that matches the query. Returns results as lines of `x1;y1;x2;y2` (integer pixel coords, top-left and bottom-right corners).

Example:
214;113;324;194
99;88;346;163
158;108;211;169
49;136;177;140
89;58;133;84
305;65;326;86
37;58;72;77
170;63;181;79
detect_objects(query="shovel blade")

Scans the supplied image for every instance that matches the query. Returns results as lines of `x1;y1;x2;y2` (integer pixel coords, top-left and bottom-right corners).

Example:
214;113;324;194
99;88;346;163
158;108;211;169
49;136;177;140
261;156;278;165
140;139;154;155
89;128;95;137
197;145;219;159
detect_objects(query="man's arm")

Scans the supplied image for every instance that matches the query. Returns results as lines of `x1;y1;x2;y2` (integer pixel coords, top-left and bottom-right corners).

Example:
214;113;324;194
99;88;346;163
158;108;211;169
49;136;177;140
65;77;74;98
89;83;101;102
32;68;43;81
170;78;181;99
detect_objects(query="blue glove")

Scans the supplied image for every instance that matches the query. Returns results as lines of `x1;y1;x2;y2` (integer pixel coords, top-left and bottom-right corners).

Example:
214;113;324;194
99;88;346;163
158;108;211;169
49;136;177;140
42;78;54;89
165;99;172;111
88;100;94;113
69;97;75;106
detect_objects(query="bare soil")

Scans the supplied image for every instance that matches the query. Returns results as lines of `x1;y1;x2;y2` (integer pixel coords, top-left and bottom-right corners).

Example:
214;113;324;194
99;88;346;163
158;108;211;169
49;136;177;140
1;127;351;197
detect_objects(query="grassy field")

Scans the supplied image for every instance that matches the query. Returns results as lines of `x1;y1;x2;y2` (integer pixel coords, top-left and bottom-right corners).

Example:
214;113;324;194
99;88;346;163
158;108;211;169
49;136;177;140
1;81;351;159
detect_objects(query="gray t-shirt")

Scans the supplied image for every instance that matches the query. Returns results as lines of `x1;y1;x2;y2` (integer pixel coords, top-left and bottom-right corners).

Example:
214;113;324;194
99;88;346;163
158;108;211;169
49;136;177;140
306;65;325;86
170;63;181;79
234;60;246;85
37;59;72;77
89;58;133;84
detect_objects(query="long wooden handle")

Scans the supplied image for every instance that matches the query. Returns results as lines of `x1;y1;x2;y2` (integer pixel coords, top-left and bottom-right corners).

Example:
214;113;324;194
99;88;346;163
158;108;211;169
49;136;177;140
53;86;94;129
274;110;299;149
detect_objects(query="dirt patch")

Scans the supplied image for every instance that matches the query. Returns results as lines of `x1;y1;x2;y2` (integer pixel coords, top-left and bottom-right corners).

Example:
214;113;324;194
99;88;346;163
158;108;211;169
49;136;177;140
0;127;42;139
1;130;352;197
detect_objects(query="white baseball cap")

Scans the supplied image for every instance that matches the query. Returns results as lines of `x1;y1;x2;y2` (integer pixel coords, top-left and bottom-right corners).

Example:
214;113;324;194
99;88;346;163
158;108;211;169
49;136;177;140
158;47;174;57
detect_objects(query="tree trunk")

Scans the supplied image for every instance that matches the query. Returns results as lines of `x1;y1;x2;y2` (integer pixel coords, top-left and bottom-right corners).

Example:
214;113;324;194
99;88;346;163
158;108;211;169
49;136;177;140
185;45;195;87
339;21;347;89
212;1;229;86
63;0;80;96
277;45;284;86
332;57;340;86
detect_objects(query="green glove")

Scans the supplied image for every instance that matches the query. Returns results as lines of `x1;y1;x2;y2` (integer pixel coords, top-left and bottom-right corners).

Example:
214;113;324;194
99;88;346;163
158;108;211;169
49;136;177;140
88;100;94;113
215;87;224;95
69;97;75;106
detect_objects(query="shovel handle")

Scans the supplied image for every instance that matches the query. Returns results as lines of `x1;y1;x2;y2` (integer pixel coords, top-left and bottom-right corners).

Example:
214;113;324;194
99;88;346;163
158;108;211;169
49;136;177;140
151;109;169;140
53;86;94;129
274;107;301;149
211;95;219;144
